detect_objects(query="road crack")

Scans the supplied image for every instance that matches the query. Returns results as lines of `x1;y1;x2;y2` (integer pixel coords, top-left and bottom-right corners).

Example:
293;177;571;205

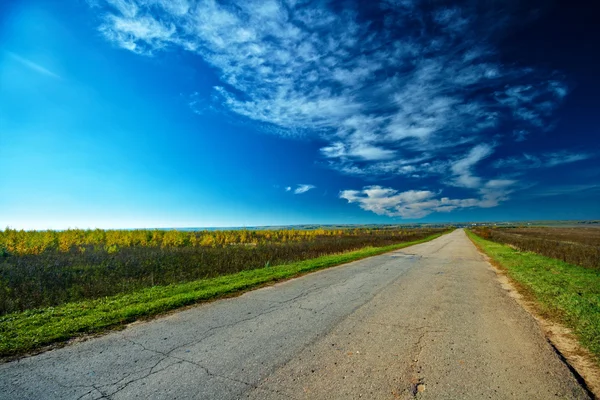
396;326;447;399
105;335;291;399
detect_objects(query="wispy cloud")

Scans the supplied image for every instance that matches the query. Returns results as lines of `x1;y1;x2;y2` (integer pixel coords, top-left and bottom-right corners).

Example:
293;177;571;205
526;184;600;197
449;144;494;189
6;52;61;79
285;186;291;192
293;184;316;195
95;1;566;149
92;0;573;218
494;151;592;169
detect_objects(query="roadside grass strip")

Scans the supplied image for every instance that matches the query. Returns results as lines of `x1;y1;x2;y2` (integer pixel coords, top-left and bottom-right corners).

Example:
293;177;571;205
467;230;600;361
0;233;444;358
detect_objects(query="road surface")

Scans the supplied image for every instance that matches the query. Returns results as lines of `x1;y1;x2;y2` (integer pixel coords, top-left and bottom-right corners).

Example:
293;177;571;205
0;229;590;399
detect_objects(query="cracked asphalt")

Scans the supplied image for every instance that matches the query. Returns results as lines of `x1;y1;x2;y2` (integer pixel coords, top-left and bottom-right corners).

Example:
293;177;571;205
0;230;590;399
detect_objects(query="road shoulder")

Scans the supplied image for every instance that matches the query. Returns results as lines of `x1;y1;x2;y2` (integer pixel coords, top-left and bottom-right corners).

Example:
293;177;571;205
467;231;600;399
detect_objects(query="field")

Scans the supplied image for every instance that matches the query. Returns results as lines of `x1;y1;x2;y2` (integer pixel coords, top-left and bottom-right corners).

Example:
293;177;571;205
0;227;444;315
470;227;600;269
467;229;600;362
0;228;447;356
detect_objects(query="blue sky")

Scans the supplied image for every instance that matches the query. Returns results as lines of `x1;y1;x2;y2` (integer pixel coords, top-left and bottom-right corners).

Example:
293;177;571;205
1;0;598;229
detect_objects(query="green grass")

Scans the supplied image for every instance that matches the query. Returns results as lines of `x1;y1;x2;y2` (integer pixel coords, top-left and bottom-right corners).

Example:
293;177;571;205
0;233;445;358
466;230;600;360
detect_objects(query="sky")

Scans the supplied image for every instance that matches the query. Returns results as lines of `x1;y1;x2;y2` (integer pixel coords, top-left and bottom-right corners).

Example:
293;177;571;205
1;0;599;229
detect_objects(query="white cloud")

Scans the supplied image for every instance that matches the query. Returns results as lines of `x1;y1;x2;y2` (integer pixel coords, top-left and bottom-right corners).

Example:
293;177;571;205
478;179;515;208
285;186;291;192
348;144;396;161
99;14;177;54
449;144;494;188
6;52;61;79
545;152;590;167
91;0;572;217
294;184;316;194
527;184;600;197
340;181;515;219
94;0;567;165
494;151;592;169
340;186;479;219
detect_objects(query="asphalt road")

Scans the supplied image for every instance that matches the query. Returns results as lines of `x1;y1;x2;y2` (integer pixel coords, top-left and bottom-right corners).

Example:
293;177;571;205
0;230;590;399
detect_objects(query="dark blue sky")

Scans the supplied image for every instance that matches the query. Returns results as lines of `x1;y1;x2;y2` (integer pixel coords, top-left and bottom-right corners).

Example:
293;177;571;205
1;0;598;229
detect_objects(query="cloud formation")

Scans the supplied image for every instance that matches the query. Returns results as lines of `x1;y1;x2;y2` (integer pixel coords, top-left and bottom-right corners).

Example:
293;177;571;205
340;186;469;219
493;151;592;169
293;184;316;194
6;52;61;79
449;144;494;189
340;180;514;219
93;0;573;218
95;1;565;144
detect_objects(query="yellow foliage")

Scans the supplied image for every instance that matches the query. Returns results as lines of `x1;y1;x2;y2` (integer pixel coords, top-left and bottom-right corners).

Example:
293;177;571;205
0;227;415;255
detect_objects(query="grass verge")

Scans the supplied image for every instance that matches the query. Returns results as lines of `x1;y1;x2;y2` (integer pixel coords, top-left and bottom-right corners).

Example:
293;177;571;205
466;230;600;361
0;232;445;358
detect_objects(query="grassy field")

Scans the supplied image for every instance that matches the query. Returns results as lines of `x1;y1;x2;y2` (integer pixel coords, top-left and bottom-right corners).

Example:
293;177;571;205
467;230;600;361
0;230;446;357
0;227;444;315
470;226;600;269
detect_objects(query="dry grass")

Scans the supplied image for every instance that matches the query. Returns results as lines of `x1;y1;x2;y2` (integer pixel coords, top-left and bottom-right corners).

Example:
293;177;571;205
471;227;600;269
0;233;446;357
0;228;444;315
